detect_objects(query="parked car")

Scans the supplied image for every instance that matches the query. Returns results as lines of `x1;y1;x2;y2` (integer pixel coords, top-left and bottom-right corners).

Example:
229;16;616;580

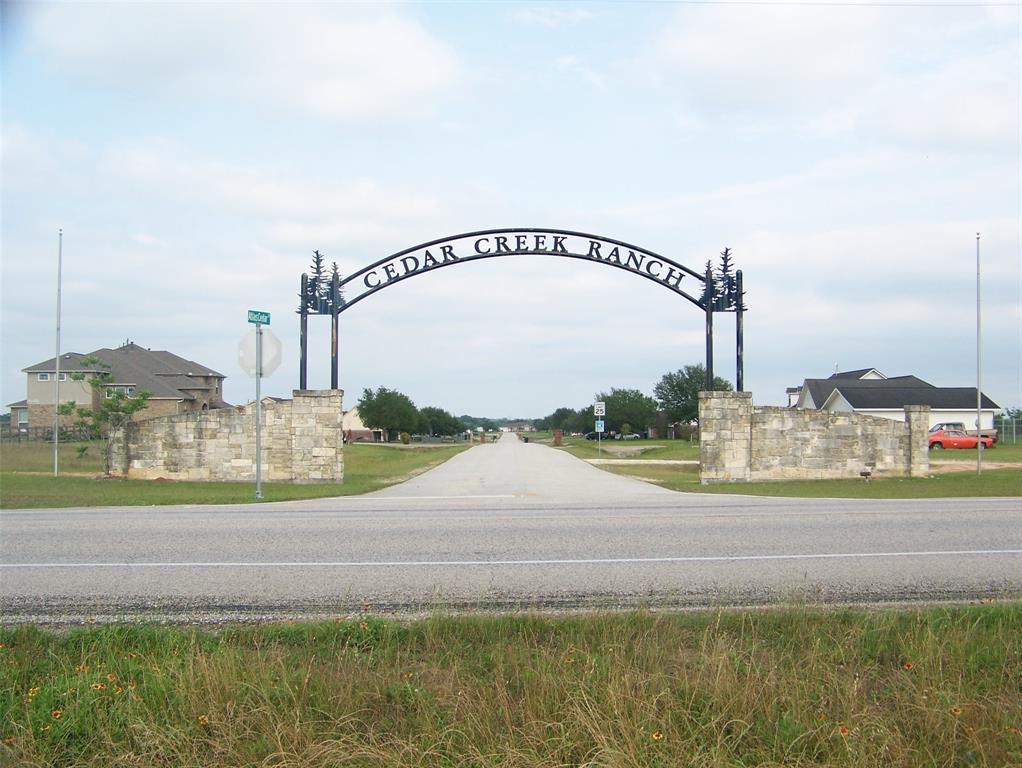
928;427;993;450
929;421;998;443
618;433;642;440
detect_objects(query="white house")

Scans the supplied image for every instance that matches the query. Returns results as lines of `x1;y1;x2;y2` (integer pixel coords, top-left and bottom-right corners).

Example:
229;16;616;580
790;369;999;430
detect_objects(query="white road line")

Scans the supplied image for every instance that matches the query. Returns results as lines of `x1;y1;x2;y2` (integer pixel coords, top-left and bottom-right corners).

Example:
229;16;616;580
2;549;1020;568
361;495;518;500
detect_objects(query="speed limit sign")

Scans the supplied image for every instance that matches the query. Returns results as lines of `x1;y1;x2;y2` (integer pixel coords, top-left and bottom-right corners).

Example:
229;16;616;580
594;401;606;416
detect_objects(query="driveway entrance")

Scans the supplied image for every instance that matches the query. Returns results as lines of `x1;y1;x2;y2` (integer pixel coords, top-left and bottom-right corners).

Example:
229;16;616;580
372;433;676;502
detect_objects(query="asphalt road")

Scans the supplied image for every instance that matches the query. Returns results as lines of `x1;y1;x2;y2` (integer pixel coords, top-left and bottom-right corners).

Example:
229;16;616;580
2;434;1019;623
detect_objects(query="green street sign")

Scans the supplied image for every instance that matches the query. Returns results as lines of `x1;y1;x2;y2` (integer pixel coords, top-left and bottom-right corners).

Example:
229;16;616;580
247;310;270;325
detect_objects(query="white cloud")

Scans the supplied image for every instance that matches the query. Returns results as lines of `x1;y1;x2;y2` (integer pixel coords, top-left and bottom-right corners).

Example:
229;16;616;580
641;2;1018;150
554;54;606;90
831;45;1020;151
645;4;887;112
512;7;596;28
25;4;461;121
100;138;447;254
131;233;169;249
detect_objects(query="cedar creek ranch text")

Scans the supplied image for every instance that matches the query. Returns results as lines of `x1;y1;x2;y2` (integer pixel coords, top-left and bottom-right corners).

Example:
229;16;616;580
361;233;690;292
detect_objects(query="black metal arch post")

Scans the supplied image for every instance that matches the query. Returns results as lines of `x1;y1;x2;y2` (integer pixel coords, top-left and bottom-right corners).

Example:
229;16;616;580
330;271;340;389
705;263;714;391
299;274;308;390
297;272;342;390
736;269;744;392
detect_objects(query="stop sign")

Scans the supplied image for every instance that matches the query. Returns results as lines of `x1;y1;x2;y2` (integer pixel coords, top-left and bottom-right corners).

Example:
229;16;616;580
238;327;282;378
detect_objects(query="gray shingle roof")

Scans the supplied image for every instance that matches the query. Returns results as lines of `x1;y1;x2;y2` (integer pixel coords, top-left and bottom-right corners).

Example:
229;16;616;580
23;352;96;374
828;368;881;380
830;386;999;410
24;343;225;402
802;375;934;408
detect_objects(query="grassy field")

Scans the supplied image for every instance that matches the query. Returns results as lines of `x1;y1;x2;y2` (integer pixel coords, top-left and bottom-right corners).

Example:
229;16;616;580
1;604;1019;767
0;441;469;509
603;463;1022;498
543;437;1020;498
553;437;700;462
2;438;1017;507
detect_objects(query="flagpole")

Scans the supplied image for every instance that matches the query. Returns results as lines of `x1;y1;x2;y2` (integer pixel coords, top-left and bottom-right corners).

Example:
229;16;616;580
976;232;982;476
53;228;63;477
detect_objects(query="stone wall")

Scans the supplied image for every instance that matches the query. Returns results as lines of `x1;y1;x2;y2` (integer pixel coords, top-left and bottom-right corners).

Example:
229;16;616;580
699;391;929;484
110;389;343;484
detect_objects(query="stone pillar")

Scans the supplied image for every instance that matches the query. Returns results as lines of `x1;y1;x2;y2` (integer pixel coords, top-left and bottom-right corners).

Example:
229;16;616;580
699;391;753;484
905;405;931;478
107;424;131;477
290;389;344;483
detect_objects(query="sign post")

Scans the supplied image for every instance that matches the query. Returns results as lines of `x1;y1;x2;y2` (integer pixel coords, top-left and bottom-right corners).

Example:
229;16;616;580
594;402;606;458
247;310;270;499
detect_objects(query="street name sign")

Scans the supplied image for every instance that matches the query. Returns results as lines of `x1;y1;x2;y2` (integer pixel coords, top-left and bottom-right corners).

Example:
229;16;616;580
248;310;271;325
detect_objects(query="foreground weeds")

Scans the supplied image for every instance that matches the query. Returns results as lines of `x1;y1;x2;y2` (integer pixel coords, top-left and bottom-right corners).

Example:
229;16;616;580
1;605;1020;767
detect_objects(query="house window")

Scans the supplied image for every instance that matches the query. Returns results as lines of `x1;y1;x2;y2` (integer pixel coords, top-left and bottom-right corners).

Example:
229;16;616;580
59;373;67;381
37;373;50;381
17;411;27;426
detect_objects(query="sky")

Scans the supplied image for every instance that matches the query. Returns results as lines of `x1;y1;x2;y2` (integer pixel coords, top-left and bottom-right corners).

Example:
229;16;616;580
2;0;1019;420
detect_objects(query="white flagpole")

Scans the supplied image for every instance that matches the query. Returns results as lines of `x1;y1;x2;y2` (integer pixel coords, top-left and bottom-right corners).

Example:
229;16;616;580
53;229;63;477
976;232;982;476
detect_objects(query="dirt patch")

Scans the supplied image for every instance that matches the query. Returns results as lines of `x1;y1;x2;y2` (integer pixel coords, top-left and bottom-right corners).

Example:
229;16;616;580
928;460;1022;474
597;445;649;457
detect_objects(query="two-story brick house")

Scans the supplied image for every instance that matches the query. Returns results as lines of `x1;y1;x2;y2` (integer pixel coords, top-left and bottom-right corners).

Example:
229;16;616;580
9;342;230;431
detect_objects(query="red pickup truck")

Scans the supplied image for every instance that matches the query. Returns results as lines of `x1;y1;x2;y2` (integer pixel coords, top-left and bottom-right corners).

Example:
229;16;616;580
928;426;993;450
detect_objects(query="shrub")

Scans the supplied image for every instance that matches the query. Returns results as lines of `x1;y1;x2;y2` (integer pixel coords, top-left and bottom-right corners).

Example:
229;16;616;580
400;432;411;445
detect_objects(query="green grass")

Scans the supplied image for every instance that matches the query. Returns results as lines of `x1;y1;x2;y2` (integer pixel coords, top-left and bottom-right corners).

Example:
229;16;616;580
929;443;1022;462
0;442;469;509
0;441;105;475
2;604;1020;766
556;438;700;461
605;463;1022;497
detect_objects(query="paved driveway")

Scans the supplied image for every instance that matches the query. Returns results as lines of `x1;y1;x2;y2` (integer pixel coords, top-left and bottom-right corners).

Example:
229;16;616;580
372;432;675;501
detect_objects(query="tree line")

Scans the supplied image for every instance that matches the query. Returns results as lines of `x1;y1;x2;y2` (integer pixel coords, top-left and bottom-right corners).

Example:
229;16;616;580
534;364;732;435
357;386;465;440
357;364;733;440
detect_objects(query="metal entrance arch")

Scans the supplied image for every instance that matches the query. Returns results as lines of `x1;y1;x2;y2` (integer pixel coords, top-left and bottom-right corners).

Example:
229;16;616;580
297;228;746;392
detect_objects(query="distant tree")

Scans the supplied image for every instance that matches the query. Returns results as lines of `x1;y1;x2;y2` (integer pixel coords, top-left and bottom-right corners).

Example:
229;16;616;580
459;415;499;432
596;388;658;434
57;355;151;472
654;365;733;424
538;407;578;432
357;387;419;440
418;406;464;436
